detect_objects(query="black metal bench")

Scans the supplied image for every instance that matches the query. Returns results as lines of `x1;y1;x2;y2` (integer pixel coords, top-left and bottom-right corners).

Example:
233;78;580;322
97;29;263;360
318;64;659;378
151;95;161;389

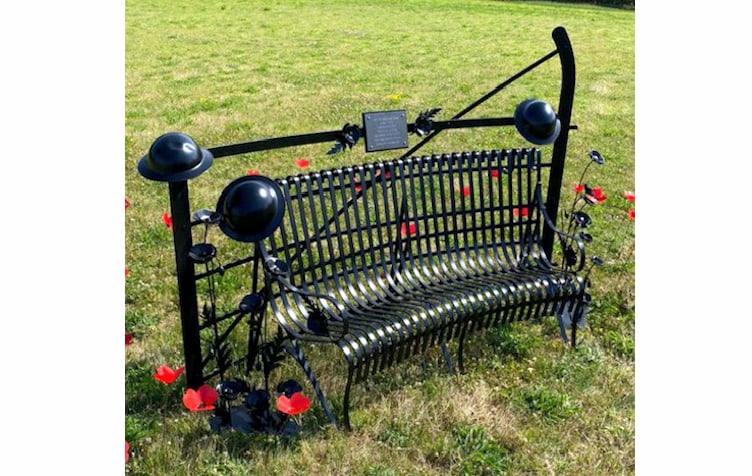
137;26;590;432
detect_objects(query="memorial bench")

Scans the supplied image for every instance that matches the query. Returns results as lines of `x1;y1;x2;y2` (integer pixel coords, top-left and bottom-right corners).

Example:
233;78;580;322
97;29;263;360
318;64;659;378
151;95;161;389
137;26;592;432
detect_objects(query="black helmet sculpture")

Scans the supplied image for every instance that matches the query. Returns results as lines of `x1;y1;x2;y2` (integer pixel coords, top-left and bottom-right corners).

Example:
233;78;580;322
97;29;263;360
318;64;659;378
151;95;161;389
216;175;286;243
138;132;214;182
513;99;561;145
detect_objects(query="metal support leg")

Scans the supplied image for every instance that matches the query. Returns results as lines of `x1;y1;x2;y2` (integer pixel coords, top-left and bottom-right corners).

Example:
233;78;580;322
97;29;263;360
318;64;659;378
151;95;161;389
457;337;466;374
343;365;355;432
440;342;454;372
284;339;338;429
456;324;468;373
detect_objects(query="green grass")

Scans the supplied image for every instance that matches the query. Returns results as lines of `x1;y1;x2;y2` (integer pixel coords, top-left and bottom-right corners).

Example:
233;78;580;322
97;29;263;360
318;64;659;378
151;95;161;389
126;1;634;474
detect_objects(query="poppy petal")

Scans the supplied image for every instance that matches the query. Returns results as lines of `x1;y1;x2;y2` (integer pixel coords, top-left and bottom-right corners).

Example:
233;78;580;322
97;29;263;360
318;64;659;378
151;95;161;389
591;187;607;202
153;365;171;384
125;198;130;210
624;190;635;202
512;207;528;217
246;169;260;176
276;391;311;416
153;365;184;384
125;441;129;463
197;384;218;409
182;388;202;411
162;212;173;230
125;333;133;346
294;158;309;169
400;222;416;237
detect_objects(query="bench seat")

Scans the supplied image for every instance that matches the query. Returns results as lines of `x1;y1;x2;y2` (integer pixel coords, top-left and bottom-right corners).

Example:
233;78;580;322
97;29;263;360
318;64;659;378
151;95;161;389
256;148;588;428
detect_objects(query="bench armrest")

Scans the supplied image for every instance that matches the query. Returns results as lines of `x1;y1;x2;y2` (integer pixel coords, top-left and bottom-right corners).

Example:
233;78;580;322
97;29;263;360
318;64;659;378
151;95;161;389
262;252;349;342
535;185;586;273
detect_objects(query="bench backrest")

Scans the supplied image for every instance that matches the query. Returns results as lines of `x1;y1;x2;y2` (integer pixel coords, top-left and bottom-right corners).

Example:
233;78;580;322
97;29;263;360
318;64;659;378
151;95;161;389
266;148;547;310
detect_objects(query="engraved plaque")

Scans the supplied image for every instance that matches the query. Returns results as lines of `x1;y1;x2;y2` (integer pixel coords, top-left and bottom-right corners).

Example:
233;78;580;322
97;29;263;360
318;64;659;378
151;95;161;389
362;110;409;152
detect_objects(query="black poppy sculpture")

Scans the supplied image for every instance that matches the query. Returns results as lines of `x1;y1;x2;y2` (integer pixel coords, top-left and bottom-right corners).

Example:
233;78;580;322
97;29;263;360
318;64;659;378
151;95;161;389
216;175;286;243
513;99;561;146
138;132;214;182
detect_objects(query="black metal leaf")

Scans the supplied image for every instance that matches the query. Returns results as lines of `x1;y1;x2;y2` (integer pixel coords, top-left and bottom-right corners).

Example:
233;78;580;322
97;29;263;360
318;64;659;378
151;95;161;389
342;123;361;147
216;378;250;401
326;141;345;155
228;407;254;433
327;123;361;155
564;245;578;267
215;343;232;376
201;302;213;324
192;208;221;225
579;231;593;243
276;379;303;398
413;108;441;137
261;336;286;382
245;388;271;413
238;293;263;314
588;150;605;165
591;256;603;266
209;412;231;432
571;211;591;228
189;243;217;264
302;296;329;335
307;308;329;335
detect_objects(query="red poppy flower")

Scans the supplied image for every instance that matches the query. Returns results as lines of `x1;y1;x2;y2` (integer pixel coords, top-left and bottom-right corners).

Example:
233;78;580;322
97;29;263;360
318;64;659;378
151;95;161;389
376;169;392;180
162;212;173;230
586;187;607;204
276;391;311;416
628;209;635;220
624;190;635;202
125;441;129;463
294;158;309;169
490;169;499;178
125;198;130;210
456;185;470;198
512;207;529;217
573;183;584;193
400;222;417;237
246;169;260;176
182;384;218;412
125;267;130;278
153;364;184;384
354;184;363;192
125;333;133;346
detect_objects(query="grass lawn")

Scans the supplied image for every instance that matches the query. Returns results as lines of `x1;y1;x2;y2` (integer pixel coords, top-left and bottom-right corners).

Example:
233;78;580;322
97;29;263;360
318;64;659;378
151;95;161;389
125;1;634;474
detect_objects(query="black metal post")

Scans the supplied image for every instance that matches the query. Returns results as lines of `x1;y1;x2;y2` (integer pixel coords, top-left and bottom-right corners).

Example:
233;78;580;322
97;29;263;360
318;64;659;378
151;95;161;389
167;180;204;389
542;26;576;258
